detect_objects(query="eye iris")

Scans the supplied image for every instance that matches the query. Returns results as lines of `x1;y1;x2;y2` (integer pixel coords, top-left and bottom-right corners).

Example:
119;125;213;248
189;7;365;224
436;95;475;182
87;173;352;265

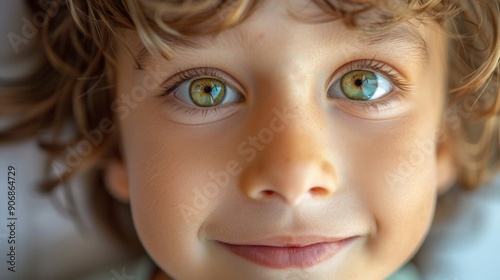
341;70;378;100
190;78;225;107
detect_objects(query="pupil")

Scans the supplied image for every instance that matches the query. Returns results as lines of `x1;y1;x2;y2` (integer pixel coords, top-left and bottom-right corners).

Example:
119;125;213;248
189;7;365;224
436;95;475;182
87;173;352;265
354;79;363;87
204;86;212;93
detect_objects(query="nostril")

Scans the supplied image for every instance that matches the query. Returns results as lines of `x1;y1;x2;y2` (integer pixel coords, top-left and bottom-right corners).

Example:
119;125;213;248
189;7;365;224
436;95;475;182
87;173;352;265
262;190;274;196
260;187;328;200
310;186;327;196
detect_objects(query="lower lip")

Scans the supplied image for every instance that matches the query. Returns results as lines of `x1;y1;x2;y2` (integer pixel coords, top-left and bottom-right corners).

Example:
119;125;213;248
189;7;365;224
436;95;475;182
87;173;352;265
216;237;356;269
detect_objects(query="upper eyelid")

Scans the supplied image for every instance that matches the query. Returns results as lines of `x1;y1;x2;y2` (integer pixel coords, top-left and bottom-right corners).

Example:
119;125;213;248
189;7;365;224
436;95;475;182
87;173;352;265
328;60;409;91
161;68;245;98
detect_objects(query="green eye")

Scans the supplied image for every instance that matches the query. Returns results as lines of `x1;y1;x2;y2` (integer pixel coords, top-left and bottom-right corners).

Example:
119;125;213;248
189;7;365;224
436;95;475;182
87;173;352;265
189;78;226;107
340;70;392;100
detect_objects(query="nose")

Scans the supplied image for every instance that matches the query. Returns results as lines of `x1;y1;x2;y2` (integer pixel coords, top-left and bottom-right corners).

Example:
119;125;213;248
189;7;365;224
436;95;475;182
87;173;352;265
238;107;337;206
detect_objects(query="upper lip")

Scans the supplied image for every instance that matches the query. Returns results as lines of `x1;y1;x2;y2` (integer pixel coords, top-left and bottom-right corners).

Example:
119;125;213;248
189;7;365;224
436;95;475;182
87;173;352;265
217;235;353;247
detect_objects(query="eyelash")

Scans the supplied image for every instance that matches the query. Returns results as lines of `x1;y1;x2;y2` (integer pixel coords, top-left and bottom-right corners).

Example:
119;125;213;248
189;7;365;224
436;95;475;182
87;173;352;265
157;60;412;117
342;59;411;91
159;68;239;97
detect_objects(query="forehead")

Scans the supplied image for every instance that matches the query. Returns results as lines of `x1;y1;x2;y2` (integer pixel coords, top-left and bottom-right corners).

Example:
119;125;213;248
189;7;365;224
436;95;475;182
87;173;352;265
130;0;434;70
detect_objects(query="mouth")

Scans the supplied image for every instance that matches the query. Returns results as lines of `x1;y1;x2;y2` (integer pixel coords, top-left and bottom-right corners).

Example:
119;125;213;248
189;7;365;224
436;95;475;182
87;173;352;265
215;236;357;269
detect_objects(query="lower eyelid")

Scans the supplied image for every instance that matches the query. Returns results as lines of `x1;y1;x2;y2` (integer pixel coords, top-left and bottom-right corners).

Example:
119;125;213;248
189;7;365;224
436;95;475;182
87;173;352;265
162;98;242;125
332;94;408;120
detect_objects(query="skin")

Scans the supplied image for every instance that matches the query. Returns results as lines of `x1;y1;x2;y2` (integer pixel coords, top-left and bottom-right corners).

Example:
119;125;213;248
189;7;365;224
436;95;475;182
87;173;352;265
108;0;455;279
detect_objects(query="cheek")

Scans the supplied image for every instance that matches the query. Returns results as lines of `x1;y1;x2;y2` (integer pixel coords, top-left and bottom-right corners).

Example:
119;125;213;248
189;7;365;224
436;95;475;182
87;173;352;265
117;100;244;276
356;121;438;245
338;103;441;271
121;122;203;272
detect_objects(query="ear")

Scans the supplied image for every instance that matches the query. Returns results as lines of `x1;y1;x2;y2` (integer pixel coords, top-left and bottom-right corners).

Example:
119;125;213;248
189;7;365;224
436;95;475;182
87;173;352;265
436;134;457;195
104;159;130;203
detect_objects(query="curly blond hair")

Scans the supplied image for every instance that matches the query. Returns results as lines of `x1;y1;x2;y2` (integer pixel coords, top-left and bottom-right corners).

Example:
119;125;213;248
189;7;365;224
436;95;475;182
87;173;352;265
1;0;499;247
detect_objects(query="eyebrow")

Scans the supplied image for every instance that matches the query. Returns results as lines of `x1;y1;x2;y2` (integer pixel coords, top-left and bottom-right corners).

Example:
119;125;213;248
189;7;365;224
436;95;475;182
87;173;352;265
136;22;429;67
135;37;203;69
359;23;429;62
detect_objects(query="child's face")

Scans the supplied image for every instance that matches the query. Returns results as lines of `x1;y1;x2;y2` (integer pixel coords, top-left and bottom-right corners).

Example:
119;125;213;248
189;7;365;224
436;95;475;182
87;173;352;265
110;1;452;279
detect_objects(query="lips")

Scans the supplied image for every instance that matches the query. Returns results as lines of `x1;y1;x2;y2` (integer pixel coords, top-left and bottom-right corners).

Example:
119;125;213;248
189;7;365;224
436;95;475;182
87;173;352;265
215;236;356;269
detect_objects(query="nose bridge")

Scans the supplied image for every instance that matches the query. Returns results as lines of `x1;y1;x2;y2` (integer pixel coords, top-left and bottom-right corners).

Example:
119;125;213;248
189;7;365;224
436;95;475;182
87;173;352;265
235;27;338;204
265;105;319;160
238;89;337;205
248;63;325;164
